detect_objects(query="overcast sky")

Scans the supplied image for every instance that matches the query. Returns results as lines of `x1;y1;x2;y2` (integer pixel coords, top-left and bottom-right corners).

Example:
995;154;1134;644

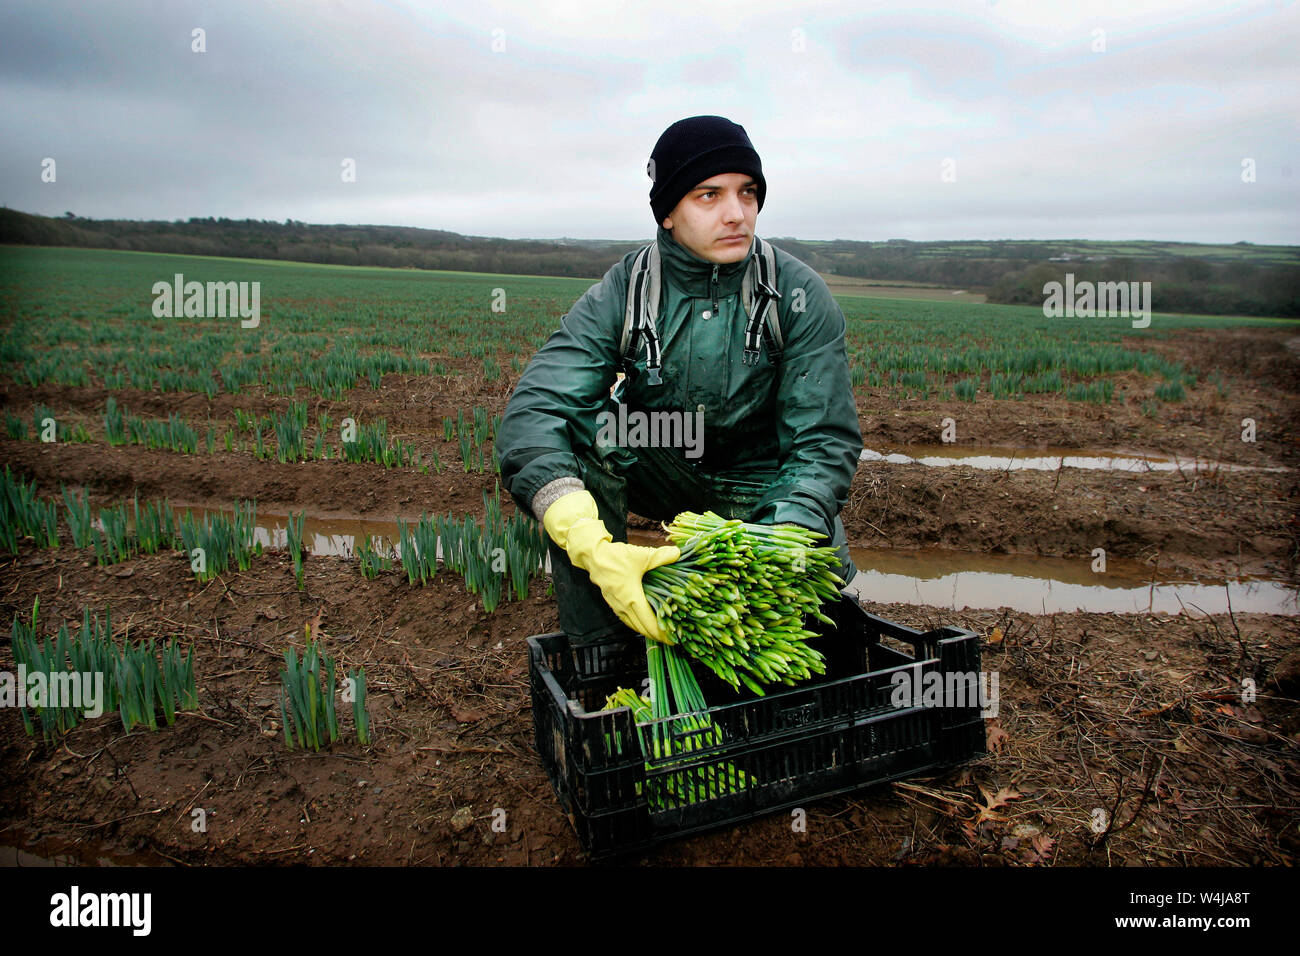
2;0;1296;244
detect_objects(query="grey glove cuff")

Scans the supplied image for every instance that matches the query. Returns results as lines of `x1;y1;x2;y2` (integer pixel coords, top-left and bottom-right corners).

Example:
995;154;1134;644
530;476;586;522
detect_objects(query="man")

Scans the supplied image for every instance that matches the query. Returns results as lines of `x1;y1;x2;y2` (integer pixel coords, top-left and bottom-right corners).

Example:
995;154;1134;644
496;115;861;647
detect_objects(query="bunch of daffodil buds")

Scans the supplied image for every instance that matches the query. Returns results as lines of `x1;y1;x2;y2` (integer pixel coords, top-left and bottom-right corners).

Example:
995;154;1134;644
642;512;843;696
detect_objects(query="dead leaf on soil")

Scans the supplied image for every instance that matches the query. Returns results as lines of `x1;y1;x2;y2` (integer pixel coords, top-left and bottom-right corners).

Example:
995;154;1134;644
1226;726;1269;745
976;785;1022;823
1138;702;1175;719
1019;832;1056;865
986;721;1009;753
450;705;486;723
304;608;323;641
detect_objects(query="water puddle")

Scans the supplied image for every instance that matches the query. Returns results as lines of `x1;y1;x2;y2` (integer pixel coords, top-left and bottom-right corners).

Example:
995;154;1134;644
146;505;1297;617
0;828;166;866
174;504;542;566
153;504;402;559
861;444;1290;474
836;546;1298;616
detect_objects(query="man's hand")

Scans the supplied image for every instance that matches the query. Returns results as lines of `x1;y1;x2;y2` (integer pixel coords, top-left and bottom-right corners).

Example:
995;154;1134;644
543;491;680;642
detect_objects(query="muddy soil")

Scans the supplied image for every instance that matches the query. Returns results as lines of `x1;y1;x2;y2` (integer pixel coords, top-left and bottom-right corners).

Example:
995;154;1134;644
1;324;1298;866
4;327;1297;584
1;546;1296;867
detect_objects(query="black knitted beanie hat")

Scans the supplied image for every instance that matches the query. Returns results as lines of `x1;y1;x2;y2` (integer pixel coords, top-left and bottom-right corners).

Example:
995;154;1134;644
647;116;766;225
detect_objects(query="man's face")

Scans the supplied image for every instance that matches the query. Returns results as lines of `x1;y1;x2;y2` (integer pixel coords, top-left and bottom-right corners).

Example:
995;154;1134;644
661;172;759;264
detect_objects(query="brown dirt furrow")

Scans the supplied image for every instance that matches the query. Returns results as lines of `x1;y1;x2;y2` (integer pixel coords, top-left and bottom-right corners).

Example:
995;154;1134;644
0;437;500;520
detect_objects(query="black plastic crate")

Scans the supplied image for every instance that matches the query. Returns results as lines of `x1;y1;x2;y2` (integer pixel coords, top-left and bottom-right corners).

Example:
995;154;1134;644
527;594;987;861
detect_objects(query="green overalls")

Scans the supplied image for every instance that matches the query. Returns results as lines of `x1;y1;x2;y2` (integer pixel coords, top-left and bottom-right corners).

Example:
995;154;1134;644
497;226;862;644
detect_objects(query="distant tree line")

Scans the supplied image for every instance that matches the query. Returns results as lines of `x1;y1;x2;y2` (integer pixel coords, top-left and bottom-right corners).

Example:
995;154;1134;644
771;237;1036;287
2;208;1296;316
986;260;1300;318
0;209;640;278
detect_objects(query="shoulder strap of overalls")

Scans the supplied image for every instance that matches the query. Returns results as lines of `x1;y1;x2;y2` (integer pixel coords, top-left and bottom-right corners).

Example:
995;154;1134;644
619;243;662;385
620;237;782;386
741;236;783;365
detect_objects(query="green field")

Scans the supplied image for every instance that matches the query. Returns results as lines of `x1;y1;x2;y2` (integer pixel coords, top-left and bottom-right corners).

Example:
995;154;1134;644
1;246;1294;407
0;246;585;399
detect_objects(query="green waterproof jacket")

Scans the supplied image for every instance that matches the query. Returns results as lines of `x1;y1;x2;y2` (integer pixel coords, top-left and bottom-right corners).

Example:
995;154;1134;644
496;225;862;539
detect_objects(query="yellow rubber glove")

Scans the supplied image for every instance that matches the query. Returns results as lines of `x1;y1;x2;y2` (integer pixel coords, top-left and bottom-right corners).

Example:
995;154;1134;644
542;490;680;643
